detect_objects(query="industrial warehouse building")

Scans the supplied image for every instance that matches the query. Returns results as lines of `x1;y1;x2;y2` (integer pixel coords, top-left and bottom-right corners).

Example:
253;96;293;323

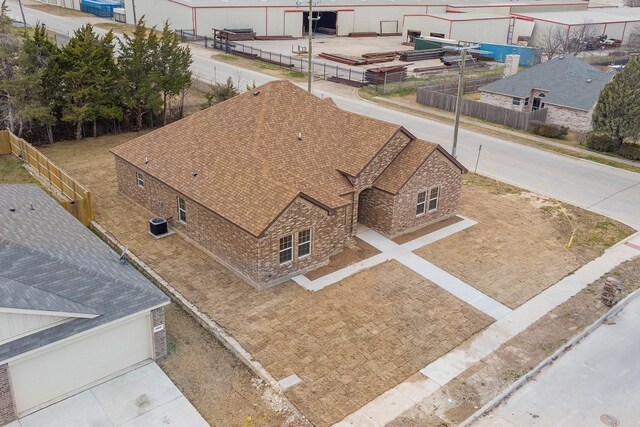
0;185;169;425
111;80;467;288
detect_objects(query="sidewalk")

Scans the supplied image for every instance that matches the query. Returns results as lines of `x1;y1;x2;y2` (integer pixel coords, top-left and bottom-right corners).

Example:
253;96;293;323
375;97;640;169
335;232;640;426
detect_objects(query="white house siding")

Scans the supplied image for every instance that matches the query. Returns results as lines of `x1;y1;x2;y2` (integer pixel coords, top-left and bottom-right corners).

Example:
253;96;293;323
0;313;67;343
8;313;152;416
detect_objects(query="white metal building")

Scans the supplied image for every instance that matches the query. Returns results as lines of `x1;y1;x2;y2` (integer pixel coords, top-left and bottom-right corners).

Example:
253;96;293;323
402;13;513;44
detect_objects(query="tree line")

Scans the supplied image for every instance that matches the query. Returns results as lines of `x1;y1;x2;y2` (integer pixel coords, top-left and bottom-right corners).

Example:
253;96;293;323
0;2;192;144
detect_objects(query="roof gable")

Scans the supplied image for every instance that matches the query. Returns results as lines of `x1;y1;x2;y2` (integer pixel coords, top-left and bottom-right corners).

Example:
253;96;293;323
111;80;401;236
479;55;613;110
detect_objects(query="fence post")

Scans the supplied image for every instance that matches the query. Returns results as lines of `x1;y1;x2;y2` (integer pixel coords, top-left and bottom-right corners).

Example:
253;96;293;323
383;72;387;95
324;63;326;79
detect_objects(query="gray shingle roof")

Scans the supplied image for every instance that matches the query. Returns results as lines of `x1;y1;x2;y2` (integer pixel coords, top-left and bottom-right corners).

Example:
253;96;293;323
0;184;169;362
479;55;613;111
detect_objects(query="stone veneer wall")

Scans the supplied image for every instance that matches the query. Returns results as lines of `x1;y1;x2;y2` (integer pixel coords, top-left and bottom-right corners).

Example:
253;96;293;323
480;91;522;111
0;364;16;427
545;104;593;132
151;308;167;359
115;157;346;287
389;149;463;237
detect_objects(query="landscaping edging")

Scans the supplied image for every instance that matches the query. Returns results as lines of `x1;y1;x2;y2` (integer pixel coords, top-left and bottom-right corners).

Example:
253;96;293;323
460;284;640;427
90;221;312;426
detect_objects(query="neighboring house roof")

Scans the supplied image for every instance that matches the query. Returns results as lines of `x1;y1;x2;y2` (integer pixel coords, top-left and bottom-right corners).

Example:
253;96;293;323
0;185;169;363
479;55;613;111
111;80;409;237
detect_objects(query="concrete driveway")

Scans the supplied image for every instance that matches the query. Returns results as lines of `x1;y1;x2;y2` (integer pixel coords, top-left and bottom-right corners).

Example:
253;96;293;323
7;363;209;427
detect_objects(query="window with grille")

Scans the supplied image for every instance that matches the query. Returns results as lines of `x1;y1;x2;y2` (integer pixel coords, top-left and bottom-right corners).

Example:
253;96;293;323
136;171;144;188
298;229;311;258
279;235;293;264
416;191;426;216
428;187;440;211
177;196;187;223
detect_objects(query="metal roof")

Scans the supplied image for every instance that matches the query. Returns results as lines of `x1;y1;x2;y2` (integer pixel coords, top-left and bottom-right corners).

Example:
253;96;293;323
514;9;640;25
479;55;613;111
0;185;169;362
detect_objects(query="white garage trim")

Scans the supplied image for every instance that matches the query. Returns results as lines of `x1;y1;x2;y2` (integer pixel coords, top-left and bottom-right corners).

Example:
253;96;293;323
9;312;156;416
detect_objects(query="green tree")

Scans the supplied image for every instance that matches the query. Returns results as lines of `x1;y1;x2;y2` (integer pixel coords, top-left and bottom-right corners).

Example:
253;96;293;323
8;24;59;142
592;57;640;149
118;19;161;131
203;77;238;108
0;0;22;133
50;24;121;139
156;21;192;125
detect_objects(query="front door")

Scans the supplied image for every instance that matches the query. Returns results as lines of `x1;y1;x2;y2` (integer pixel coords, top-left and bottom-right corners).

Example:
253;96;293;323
532;97;545;111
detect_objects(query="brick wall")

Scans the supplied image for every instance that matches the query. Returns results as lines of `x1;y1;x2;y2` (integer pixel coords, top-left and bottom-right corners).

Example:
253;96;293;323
349;131;411;234
258;199;346;284
357;188;394;235
390;149;462;237
480;92;521;111
545;104;593;132
150;308;167;359
115;157;347;287
0;364;16;426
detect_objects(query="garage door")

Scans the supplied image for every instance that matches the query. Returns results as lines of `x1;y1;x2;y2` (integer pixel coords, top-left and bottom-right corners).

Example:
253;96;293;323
9;314;152;415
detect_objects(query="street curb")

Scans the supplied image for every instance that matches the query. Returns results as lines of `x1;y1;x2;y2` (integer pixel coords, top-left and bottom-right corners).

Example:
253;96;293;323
459;282;640;427
89;221;313;427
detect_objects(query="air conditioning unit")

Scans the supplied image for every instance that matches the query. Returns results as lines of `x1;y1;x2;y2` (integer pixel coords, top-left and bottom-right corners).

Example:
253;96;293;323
149;217;168;236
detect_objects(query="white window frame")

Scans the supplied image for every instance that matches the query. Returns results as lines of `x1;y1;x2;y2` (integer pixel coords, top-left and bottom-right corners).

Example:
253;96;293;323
177;196;187;224
298;229;312;258
136;171;144;188
428;186;440;212
416;191;427;217
279;234;293;265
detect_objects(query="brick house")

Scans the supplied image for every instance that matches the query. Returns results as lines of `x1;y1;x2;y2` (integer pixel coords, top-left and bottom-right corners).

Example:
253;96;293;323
479;55;613;132
112;80;466;288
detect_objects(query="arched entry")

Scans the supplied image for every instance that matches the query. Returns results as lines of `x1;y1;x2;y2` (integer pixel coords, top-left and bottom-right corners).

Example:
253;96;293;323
357;188;375;225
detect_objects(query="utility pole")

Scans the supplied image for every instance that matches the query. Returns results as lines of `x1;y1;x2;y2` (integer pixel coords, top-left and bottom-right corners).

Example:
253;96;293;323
131;0;138;26
307;0;313;92
452;45;470;159
17;0;27;28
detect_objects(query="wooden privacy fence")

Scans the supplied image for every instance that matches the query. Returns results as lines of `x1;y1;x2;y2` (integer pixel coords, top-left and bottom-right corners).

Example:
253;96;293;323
0;130;93;225
416;88;548;131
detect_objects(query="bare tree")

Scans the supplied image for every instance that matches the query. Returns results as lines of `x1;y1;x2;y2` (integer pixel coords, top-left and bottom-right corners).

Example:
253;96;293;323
538;25;567;60
625;0;640;7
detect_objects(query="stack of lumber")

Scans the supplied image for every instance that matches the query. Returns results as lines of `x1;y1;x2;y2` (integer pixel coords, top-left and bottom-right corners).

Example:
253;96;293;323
319;52;366;66
440;54;474;66
349;32;378;37
379;32;402;37
365;64;407;83
412;64;449;73
399;49;444;62
255;35;295;41
214;28;256;41
362;51;397;64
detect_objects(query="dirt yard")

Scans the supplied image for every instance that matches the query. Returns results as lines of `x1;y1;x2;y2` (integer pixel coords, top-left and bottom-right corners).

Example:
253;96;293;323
305;237;379;280
37;134;493;426
415;174;634;309
389;256;640;426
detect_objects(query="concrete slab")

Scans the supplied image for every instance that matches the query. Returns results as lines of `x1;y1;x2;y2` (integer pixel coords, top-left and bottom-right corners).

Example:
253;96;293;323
119;397;209;427
278;374;303;390
395;374;441;403
13;363;205;427
18;391;112;427
91;363;183;425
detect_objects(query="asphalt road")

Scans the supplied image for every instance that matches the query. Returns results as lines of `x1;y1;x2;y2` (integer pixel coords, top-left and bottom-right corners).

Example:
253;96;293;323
474;295;640;427
8;1;640;229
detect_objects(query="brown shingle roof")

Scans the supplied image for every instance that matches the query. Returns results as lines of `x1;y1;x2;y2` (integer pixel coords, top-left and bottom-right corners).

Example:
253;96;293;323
374;141;467;194
111;80;401;237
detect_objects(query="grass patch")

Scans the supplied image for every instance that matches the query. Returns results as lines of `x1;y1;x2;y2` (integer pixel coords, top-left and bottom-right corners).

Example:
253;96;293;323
26;4;90;17
213;53;240;62
0;155;37;184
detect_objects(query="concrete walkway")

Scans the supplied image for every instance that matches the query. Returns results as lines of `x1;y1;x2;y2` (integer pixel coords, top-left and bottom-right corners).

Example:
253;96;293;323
335;232;640;426
8;363;208;427
293;216;511;320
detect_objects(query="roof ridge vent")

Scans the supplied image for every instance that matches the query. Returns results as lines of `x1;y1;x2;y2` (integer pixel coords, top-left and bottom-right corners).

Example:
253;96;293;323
253;90;261;96
297;132;303;141
586;78;593;83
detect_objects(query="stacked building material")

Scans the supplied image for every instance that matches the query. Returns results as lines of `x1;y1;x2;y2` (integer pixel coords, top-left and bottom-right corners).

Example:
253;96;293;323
214;28;256;41
440;54;474;66
362;51;397;64
255;35;295;40
399;49;444;62
319;52;366;66
365;64;407;83
349;32;378;37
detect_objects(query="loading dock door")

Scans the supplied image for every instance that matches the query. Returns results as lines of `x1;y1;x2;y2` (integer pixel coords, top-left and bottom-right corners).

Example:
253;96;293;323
337;10;354;36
